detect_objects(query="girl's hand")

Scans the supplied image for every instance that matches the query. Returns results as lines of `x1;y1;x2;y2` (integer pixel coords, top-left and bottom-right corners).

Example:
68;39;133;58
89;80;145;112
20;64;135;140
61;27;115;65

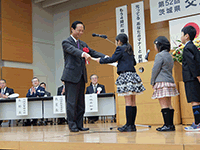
197;76;200;83
96;58;100;63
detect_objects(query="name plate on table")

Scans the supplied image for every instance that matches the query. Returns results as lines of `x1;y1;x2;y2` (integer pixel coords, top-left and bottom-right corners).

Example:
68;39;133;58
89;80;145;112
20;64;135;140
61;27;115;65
53;96;66;114
85;94;98;113
16;98;28;116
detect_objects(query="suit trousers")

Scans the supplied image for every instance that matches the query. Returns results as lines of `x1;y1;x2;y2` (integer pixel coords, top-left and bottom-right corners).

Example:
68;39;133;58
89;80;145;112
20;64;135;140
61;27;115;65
65;75;85;129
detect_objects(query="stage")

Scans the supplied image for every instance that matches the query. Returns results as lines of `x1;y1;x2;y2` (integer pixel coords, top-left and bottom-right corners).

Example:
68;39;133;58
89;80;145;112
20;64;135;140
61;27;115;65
0;123;200;150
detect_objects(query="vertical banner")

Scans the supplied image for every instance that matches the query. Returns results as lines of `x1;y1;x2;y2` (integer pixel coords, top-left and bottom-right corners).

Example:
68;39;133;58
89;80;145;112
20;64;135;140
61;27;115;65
116;5;129;36
131;1;147;63
53;96;66;114
85;94;98;113
16;98;28;116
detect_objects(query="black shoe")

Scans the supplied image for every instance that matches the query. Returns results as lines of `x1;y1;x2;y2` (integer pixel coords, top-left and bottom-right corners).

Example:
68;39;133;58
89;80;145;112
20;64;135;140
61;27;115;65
117;124;134;132
78;127;89;131
70;128;79;132
156;125;175;132
131;125;137;131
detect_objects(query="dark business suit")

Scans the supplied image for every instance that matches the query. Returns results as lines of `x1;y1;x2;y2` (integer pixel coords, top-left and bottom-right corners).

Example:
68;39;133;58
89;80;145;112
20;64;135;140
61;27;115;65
26;86;45;97
57;85;65;95
86;83;106;122
0;87;14;96
0;87;14;126
61;36;105;130
182;41;200;103
44;91;51;96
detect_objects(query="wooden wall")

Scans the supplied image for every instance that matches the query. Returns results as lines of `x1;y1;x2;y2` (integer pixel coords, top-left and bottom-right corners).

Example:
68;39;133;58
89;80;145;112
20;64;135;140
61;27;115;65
1;67;33;97
1;0;32;63
0;0;33;97
70;0;170;92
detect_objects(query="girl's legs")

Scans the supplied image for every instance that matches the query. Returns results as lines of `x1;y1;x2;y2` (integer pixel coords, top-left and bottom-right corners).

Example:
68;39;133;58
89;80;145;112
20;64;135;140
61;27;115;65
157;97;175;131
191;102;200;125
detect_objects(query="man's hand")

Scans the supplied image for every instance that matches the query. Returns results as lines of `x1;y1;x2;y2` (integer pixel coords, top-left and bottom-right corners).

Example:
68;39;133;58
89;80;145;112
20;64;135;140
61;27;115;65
96;58;100;63
2;95;8;98
31;86;36;94
82;52;91;61
197;76;200;83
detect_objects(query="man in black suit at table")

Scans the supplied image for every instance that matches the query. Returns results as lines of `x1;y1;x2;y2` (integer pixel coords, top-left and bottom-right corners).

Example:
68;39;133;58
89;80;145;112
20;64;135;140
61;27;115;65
0;79;15;126
86;74;106;123
40;82;51;97
57;82;65;96
0;79;14;98
61;21;106;132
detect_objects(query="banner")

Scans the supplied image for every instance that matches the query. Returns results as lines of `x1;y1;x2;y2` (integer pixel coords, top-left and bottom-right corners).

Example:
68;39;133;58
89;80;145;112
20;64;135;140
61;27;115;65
131;1;147;63
53;96;66;114
116;5;129;36
16;98;28;116
85;94;98;113
150;0;200;23
169;15;200;48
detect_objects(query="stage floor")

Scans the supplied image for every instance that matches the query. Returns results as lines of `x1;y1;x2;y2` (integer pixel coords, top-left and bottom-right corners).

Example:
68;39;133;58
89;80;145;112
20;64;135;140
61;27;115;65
0;123;200;150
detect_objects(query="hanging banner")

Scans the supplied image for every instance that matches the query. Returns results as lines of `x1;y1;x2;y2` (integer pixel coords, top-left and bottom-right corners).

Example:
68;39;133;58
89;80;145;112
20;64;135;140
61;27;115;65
85;94;98;113
150;0;200;23
131;1;147;63
16;98;28;116
116;5;129;36
53;96;66;114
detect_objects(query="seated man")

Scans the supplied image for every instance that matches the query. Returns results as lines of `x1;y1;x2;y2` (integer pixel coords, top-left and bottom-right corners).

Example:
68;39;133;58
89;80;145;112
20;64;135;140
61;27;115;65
25;77;45;126
0;79;14;126
57;81;65;96
86;74;106;123
0;79;14;98
40;82;51;97
57;82;66;125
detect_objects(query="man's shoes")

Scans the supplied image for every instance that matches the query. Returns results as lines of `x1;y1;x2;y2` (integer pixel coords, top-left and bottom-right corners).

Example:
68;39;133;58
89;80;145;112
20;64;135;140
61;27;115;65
156;125;175;131
70;128;79;132
78;127;89;131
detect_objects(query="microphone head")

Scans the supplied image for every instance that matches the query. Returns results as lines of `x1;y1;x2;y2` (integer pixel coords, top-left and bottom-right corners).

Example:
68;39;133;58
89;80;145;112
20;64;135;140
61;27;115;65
92;33;97;37
147;49;150;53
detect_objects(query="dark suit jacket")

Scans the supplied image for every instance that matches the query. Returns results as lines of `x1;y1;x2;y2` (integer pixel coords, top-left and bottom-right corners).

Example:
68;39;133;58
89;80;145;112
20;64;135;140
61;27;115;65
86;84;106;94
57;85;65;95
26;86;45;97
44;91;51;96
61;36;105;83
100;44;136;75
0;87;14;96
182;41;200;82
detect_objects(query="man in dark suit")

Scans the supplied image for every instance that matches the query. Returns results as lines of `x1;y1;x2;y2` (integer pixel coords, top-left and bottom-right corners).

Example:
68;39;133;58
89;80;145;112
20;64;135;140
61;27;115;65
57;81;66;125
0;79;14;98
57;82;65;96
0;79;14;126
40;82;51;96
86;74;105;123
25;77;45;126
61;21;105;132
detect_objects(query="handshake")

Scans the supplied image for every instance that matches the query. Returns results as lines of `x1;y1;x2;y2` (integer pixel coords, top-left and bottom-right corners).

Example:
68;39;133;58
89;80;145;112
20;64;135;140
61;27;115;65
82;52;109;64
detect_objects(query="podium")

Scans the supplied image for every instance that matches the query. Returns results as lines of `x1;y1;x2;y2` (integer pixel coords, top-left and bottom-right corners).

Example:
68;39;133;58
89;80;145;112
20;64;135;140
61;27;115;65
114;61;182;125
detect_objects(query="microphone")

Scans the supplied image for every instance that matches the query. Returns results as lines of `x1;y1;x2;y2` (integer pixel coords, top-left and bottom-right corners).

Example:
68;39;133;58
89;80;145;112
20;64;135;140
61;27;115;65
92;33;107;39
145;49;150;61
92;33;100;37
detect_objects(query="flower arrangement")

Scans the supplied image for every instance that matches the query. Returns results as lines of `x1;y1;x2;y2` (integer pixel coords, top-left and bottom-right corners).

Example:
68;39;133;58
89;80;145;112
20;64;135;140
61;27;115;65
171;38;200;63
